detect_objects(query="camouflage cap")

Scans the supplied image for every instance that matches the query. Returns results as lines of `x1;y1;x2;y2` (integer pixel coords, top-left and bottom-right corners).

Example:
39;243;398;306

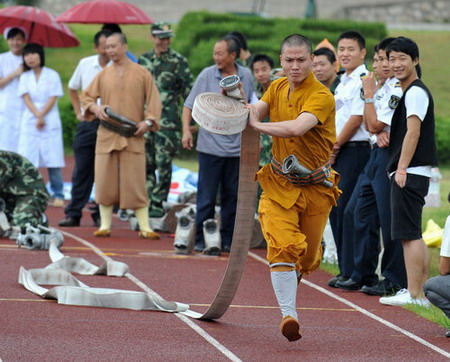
151;22;173;38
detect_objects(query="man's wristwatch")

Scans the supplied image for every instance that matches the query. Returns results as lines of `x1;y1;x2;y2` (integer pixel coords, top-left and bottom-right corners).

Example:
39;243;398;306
364;98;375;104
144;119;153;128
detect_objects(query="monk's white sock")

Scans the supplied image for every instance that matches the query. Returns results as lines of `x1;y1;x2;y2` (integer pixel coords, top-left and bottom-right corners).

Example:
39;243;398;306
270;270;298;319
98;204;113;231
135;207;153;233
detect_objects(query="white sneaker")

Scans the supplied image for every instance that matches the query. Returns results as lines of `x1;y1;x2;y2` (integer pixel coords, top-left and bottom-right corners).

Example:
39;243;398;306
379;288;430;307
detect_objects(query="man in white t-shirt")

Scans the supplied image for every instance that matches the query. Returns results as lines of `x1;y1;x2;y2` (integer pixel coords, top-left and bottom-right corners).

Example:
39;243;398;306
379;37;438;307
58;30;110;227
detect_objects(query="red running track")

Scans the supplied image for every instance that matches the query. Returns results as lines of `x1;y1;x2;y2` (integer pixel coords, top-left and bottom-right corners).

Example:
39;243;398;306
1;158;449;361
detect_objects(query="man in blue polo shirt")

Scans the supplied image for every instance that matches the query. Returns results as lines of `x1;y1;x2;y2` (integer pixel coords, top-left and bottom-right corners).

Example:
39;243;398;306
182;36;256;254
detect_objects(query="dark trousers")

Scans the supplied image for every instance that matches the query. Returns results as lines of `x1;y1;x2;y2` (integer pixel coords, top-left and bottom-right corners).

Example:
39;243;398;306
64;120;99;219
329;142;370;278
195;152;239;249
351;147;406;287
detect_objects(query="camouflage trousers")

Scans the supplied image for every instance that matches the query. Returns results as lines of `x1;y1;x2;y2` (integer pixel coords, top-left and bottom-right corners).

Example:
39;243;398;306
1;194;47;228
145;129;181;216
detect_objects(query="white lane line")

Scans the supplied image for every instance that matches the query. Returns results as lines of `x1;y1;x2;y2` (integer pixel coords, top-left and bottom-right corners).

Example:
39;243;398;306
59;230;242;362
248;251;450;359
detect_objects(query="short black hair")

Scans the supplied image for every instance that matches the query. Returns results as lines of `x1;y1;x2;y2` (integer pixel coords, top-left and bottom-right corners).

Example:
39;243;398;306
107;32;127;45
23;43;45;71
386;36;421;78
376;37;396;52
280;34;312;55
227;31;248;51
251;54;274;70
94;30;111;46
337;30;366;50
219;36;240;58
312;47;336;64
6;27;26;40
101;23;122;34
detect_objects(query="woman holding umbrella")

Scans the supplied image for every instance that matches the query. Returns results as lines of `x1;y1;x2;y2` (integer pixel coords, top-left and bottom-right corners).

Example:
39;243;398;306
0;27;26;152
17;43;65;207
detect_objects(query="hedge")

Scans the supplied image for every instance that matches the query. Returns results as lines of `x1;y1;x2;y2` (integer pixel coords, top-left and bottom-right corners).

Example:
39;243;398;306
171;11;387;76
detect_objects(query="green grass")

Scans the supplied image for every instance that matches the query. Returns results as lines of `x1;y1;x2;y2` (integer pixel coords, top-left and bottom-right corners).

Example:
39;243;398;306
321;166;450;329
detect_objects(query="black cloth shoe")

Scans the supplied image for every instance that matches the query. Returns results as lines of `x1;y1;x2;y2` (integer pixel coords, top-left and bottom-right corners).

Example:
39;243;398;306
58;216;80;227
361;279;402;296
91;212;100;227
328;275;348;288
335;278;364;291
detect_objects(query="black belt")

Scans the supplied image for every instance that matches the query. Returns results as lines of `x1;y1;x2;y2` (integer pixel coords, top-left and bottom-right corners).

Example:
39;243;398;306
342;141;370;148
371;143;379;150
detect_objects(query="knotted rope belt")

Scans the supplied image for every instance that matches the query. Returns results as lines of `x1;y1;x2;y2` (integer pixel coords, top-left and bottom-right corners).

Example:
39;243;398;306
271;155;333;188
100;107;138;138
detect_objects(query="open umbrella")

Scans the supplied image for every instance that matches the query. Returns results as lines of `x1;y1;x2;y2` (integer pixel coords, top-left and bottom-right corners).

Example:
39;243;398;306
0;6;79;47
57;0;153;24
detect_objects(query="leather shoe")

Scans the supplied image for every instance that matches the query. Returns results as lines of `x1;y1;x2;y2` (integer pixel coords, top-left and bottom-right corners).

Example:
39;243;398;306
58;216;80;227
361;279;402;296
328;275;348;288
335;278;364;291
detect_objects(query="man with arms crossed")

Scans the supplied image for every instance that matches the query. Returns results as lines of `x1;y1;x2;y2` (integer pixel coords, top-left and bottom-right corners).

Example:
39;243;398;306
336;38;407;295
328;31;371;287
380;37;438;307
248;34;339;342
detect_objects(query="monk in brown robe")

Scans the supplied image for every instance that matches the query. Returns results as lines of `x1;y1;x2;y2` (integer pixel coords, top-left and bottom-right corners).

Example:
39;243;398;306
81;32;162;239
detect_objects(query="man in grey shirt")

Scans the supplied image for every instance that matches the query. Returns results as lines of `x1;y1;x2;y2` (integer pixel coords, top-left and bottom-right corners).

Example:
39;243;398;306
182;35;255;254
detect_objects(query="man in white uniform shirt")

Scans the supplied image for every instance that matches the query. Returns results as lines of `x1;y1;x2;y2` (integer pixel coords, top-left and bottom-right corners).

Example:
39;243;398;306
328;31;371;287
0;27;26;152
58;30;111;227
336;38;407;296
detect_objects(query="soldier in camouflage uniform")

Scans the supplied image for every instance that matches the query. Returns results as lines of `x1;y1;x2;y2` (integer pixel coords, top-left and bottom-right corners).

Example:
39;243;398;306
138;22;194;218
0;151;49;231
251;54;280;206
251;54;280;168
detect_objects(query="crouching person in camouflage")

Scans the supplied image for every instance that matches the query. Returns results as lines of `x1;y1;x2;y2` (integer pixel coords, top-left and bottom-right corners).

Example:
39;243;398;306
0;151;49;237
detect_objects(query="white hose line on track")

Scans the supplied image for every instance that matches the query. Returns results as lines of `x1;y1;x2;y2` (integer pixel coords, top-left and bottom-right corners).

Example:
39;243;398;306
248;251;450;359
59;230;242;362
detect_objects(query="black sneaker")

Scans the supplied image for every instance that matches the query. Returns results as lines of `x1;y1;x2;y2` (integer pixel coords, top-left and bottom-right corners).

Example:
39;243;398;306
361;279;402;296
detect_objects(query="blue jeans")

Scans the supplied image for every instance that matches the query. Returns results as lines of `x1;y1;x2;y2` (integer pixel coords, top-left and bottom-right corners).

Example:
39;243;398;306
48;167;64;199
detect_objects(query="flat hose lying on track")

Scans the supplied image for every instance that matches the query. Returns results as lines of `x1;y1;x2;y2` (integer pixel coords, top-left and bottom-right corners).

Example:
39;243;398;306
18;92;260;320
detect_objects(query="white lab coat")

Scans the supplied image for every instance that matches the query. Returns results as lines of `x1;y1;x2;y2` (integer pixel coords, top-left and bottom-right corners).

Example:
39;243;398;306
0;51;25;152
17;66;65;168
